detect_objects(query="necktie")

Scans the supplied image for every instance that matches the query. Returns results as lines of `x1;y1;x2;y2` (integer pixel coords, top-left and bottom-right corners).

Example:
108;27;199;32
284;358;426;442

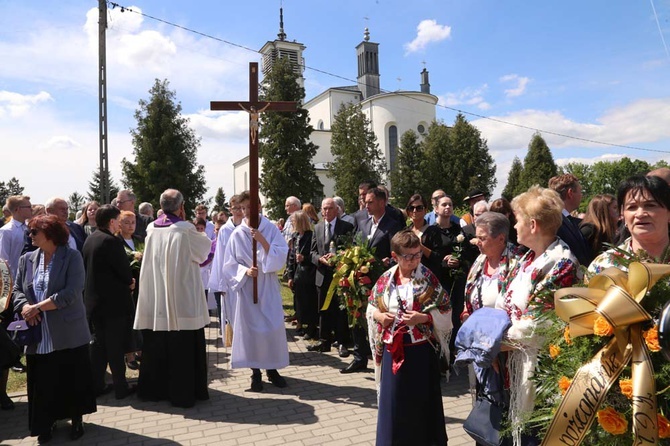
326;221;332;243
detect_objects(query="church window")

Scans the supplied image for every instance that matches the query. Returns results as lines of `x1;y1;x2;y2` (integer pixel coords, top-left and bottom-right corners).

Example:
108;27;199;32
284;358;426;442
388;125;398;171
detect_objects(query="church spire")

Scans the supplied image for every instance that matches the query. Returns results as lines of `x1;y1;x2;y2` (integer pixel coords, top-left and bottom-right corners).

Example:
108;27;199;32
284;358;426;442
278;6;286;41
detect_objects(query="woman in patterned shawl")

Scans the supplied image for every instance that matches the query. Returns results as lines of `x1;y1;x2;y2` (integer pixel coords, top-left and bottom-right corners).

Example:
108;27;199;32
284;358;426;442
495;186;579;445
366;230;451;446
588;175;670;275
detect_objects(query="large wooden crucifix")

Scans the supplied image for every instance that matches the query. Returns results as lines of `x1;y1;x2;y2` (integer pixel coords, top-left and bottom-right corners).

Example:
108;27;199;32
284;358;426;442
210;62;297;303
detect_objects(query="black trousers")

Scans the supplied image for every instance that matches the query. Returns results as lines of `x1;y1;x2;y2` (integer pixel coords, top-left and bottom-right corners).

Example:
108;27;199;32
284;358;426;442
317;284;349;345
351;325;371;364
90;315;132;396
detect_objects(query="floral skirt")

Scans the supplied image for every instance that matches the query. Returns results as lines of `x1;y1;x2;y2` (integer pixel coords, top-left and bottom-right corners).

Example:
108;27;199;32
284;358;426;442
377;341;447;446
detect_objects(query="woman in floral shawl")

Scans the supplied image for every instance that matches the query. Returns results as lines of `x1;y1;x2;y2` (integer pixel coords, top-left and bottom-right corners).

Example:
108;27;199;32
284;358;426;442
588;175;670;275
366;230;452;446
495;186;579;445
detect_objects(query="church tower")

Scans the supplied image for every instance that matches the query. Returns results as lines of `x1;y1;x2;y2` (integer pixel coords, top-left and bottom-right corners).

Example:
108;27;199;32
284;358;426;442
259;7;305;88
356;28;380;99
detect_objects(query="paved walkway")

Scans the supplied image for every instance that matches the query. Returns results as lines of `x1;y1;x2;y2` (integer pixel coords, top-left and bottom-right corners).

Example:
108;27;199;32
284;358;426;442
1;320;475;445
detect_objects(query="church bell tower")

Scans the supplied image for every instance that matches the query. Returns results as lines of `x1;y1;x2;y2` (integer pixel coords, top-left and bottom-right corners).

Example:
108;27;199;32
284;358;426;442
356;28;380;99
259;7;305;89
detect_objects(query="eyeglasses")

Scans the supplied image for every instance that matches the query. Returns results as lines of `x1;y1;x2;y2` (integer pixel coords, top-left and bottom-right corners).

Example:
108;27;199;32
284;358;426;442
29;229;39;236
407;205;425;212
397;252;422;261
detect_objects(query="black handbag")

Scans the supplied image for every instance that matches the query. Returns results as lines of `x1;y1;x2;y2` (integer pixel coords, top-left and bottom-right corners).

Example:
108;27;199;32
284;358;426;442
7;317;42;347
0;327;21;369
463;394;505;446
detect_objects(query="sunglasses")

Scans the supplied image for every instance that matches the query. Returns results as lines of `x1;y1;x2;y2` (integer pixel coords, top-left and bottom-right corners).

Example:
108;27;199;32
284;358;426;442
407;205;425;212
29;229;39;236
397;252;422;261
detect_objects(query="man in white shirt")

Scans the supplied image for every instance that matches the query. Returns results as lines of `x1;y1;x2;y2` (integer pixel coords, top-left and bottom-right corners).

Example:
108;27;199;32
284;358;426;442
282;196;301;243
0;195;32;278
45;197;87;252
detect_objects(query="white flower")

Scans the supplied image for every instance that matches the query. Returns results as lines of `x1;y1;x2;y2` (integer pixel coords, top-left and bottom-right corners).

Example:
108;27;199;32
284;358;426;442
456;234;465;243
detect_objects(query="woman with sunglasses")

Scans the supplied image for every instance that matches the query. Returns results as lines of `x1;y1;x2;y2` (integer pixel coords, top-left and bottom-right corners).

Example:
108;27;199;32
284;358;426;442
13;215;96;443
367;230;452;446
405;194;442;276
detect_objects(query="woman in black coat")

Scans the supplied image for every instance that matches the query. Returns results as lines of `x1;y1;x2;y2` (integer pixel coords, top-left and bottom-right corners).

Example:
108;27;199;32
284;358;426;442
286;211;318;340
82;205;136;400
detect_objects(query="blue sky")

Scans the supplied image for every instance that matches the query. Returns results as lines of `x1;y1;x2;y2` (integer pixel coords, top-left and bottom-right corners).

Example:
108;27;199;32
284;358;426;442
1;0;669;205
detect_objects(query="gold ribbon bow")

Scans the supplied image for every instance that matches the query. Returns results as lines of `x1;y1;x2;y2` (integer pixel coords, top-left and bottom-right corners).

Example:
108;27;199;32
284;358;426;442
541;262;670;446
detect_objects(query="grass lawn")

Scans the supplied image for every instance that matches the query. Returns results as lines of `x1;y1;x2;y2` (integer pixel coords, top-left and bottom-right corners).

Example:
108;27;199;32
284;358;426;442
7;275;295;395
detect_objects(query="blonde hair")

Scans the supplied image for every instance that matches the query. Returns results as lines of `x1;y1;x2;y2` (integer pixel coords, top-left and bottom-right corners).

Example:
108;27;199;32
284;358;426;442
291;210;312;233
511;186;563;235
5;195;30;212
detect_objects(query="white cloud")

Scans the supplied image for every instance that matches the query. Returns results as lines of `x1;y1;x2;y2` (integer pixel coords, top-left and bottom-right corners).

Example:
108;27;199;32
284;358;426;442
185;110;249;140
39;135;82;151
472;98;670;199
404;20;451;54
500;74;530;98
0;91;53;117
438;84;490;111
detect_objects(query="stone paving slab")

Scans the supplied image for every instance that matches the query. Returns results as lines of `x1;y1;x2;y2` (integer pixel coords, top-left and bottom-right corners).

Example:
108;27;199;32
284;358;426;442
0;320;475;445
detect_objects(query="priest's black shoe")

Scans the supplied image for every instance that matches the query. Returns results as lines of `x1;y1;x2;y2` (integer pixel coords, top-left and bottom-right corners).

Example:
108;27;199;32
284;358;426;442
306;342;331;352
70;417;85;441
249;370;263;392
340;359;367;374
266;369;287;388
338;345;350;358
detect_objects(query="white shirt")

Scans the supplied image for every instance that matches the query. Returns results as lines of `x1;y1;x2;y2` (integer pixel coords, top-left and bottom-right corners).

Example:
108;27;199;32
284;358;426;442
205;220;216;240
0;218;26;278
324;219;336;240
370;213;385;239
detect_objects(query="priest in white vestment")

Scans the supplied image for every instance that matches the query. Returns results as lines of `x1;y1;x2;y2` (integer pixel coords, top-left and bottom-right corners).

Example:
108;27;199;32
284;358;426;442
133;189;212;408
222;191;289;392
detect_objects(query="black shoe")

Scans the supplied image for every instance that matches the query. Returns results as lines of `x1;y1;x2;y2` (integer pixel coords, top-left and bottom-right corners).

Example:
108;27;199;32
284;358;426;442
115;384;137;400
306;342;331;352
0;394;14;410
70;418;84;440
295;328;305;337
266;369;287;388
126;359;140;370
95;384;114;397
338;345;350;358
332;341;340;348
340;360;367;374
11;360;25;373
249;372;263;392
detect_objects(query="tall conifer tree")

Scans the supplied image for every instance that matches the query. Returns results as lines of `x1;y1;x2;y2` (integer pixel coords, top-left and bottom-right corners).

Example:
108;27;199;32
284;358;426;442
388;130;427;206
502;156;524;200
258;57;322;219
520;133;557;190
122;79;206;215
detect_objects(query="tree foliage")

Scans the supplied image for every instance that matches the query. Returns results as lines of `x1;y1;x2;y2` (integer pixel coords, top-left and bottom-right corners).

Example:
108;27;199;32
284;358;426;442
0;177;24;207
68;192;85;217
259;57;323;219
388;130;427;207
327;103;384;213
87;166;120;203
212;187;229;215
420;114;496;205
122;79;206;217
519;133;557;191
502;156;524;200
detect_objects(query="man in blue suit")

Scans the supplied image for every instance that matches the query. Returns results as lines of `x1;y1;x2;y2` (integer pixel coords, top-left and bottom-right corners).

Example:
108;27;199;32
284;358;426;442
46;197;87;252
342;187;403;374
548;174;593;266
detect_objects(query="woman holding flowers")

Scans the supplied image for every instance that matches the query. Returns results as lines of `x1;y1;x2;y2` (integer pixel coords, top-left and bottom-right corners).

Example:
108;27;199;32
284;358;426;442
495;186;579;444
367;230;452;446
589;175;670;274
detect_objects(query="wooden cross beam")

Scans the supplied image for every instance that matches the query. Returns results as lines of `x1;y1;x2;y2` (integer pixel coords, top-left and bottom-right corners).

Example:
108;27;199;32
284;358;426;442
210;62;297;303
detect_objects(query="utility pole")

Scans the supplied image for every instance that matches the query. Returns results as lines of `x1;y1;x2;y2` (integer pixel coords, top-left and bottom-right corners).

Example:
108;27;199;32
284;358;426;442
98;0;110;203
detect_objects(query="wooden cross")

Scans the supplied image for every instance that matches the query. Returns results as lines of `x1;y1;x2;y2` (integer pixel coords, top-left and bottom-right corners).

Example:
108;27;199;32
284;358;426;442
210;62;297;303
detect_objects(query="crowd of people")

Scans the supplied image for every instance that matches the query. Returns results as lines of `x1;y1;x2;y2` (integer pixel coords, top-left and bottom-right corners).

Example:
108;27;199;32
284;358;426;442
0;165;669;445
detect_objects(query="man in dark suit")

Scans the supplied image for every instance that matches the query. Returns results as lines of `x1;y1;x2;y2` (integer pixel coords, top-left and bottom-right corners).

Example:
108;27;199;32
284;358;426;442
548;174;593;266
116;190;152;242
353;181;405;230
45;197;87;252
342;187;403;374
82;204;136;399
307;198;354;357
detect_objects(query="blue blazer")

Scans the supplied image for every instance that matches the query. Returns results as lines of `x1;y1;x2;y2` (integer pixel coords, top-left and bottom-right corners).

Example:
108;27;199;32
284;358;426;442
13;245;91;354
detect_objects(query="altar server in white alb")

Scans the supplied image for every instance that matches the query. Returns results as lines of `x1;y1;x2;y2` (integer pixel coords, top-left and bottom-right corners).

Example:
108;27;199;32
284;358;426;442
222;190;289;392
133;189;212;408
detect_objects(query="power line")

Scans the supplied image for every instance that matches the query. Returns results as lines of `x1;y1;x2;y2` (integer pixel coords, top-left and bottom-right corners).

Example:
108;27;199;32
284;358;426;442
650;0;670;60
107;1;670;155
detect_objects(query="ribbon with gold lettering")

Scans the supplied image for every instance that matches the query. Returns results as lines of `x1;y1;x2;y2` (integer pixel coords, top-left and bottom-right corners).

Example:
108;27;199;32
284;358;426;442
541;262;670;446
0;259;12;311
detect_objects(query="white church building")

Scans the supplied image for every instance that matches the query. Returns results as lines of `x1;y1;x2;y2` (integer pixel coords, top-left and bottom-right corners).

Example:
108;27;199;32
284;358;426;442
232;11;438;202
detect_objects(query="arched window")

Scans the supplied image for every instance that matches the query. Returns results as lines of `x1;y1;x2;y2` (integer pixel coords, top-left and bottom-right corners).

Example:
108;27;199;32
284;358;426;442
388;125;398;171
317;120;324;130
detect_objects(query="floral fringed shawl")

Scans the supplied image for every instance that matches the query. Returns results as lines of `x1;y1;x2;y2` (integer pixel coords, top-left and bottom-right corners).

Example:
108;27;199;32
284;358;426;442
366;263;452;387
